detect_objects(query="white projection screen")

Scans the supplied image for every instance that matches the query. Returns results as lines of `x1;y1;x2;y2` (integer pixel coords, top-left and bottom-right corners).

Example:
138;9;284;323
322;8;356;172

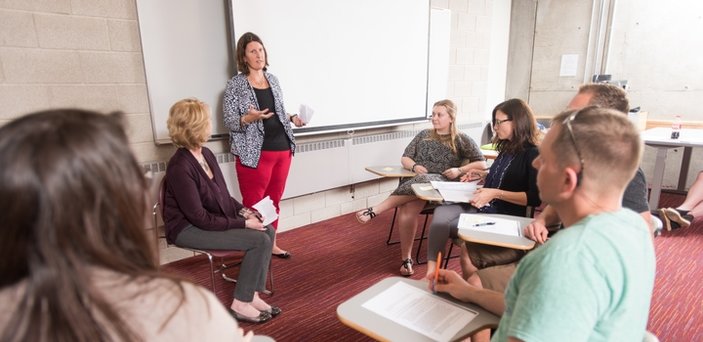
230;0;431;134
138;0;432;143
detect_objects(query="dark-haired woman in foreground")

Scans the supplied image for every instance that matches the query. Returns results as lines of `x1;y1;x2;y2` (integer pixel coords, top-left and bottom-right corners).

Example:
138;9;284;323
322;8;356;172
0;109;248;341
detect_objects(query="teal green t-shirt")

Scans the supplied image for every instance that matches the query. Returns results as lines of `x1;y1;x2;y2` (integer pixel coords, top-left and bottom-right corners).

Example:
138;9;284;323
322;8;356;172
492;209;655;342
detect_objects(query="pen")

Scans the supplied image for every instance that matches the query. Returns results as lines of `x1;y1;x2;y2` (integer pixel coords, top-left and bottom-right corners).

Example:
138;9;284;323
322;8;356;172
432;251;442;293
472;222;496;227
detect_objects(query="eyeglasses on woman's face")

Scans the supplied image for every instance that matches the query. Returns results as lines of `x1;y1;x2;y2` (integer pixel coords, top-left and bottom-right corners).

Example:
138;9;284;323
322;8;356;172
494;118;512;126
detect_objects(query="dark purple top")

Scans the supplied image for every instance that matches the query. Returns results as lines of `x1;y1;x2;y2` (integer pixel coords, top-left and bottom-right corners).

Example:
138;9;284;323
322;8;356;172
163;147;245;244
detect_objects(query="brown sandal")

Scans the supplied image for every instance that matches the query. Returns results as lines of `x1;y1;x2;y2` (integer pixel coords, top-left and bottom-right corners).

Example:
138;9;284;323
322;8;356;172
356;207;376;224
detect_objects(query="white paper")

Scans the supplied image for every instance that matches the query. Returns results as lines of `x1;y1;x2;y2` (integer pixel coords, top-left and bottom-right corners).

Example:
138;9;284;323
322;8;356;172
457;214;521;237
559;54;579;77
251;195;278;226
430;180;479;203
362;281;477;341
298;104;314;124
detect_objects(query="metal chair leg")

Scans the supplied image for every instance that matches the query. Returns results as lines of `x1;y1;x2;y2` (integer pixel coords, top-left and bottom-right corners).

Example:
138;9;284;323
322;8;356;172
205;253;216;293
386;208;400;245
444;243;454;269
414;214;431;264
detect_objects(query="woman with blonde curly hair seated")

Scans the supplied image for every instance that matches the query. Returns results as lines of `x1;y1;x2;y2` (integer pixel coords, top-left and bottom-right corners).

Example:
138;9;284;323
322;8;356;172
164;98;279;324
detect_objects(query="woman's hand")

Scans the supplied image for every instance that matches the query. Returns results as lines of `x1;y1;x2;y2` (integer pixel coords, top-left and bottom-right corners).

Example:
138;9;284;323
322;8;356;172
470;188;497;208
442;167;463;180
412;164;428;175
463;169;487;182
291;115;305;127
245;217;266;231
242;105;274;124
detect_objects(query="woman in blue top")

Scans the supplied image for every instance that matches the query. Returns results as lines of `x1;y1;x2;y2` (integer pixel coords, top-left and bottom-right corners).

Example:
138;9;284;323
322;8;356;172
424;98;541;286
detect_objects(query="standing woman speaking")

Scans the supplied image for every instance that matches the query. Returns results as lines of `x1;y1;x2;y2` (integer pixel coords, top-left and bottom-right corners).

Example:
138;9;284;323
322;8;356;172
224;32;305;258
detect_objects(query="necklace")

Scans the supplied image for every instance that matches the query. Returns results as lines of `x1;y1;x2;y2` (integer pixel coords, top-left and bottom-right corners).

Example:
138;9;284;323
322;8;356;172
193;153;210;174
198;158;210;173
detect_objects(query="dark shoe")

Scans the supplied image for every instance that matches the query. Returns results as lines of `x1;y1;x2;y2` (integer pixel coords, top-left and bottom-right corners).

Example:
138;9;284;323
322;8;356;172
400;258;414;276
272;251;291;259
228;308;272;323
663;208;692;229
266;306;282;317
356;207;376;224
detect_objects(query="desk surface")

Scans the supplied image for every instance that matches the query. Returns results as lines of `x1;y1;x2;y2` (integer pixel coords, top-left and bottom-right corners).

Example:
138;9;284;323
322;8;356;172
337;277;500;342
641;127;703;147
411;183;444;202
459;214;536;250
411;184;536;250
365;165;416;178
481;149;498;160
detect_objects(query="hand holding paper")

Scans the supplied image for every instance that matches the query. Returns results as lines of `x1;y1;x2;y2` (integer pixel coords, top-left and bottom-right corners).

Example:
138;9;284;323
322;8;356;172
298;104;314;124
252;195;279;226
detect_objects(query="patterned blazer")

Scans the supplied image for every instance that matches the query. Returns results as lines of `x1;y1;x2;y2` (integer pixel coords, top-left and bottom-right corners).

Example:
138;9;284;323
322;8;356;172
223;72;296;168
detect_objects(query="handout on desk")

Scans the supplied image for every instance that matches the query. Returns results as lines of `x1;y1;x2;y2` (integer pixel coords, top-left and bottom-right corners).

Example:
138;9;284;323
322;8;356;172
458;214;521;237
429;180;480;202
361;280;477;341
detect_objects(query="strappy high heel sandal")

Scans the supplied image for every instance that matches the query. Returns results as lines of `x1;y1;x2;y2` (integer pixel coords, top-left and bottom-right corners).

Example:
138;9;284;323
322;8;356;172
662;208;692;229
356;207;376;224
400;258;414;276
657;208;672;231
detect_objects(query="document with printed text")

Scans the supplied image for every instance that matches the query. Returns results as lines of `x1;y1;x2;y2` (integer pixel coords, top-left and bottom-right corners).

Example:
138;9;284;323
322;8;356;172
362;281;477;341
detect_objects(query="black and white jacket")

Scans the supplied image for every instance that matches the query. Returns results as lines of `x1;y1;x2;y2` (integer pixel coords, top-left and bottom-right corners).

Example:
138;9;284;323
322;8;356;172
223;72;296;168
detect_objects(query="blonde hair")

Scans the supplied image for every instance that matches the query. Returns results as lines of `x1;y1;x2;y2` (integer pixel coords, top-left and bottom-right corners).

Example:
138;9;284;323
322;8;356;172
167;98;211;149
429;99;459;154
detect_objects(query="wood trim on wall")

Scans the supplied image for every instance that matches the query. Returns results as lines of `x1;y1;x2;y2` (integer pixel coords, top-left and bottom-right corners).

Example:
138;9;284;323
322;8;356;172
646;120;703;129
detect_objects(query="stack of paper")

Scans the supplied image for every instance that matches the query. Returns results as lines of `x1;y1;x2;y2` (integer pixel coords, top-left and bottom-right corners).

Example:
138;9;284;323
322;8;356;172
429;180;480;203
252;195;278;226
298;104;314;124
457;213;521;237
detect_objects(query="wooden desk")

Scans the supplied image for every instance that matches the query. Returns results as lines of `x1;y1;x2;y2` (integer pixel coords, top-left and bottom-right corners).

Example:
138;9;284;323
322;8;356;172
365;165;415;178
410;184;535;250
410;183;444;202
337;277;500;342
641;128;703;209
458;214;535;250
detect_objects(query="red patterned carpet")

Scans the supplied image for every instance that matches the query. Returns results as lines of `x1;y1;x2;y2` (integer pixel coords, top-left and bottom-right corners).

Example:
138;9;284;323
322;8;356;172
163;192;702;341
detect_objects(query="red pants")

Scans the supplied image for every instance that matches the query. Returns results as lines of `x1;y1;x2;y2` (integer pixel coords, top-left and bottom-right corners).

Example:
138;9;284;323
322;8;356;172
235;150;292;229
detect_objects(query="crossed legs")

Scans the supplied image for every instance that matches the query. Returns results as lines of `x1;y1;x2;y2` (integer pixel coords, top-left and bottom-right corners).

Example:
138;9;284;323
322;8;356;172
677;171;703;218
425;204;482;287
356;195;427;275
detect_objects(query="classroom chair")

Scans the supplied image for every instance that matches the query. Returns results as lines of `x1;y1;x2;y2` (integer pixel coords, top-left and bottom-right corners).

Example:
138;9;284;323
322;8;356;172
152;178;273;295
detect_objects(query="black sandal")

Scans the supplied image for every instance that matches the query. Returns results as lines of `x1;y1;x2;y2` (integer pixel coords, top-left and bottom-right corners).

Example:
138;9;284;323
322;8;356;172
356;207;376;224
400;258;414;276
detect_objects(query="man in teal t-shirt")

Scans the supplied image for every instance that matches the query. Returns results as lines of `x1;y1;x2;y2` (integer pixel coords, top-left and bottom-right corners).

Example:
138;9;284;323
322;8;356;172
435;107;655;341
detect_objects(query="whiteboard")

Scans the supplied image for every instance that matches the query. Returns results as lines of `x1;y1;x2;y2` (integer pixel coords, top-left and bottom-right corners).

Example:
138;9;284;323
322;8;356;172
138;0;434;143
136;0;233;144
230;0;431;134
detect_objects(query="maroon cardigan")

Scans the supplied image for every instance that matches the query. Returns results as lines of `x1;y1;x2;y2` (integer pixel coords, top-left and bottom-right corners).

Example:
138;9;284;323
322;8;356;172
163;147;245;244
